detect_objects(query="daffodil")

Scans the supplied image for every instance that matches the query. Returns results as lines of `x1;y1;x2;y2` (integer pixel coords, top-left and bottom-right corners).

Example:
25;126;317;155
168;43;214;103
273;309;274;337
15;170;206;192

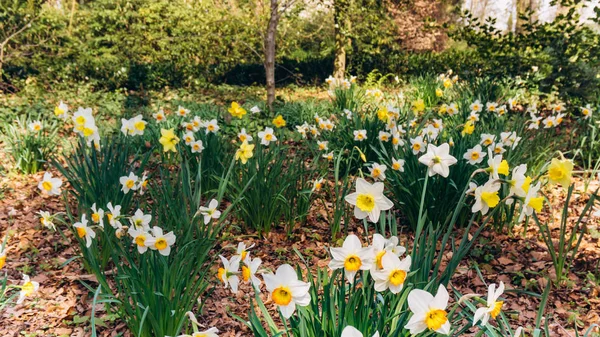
423;124;439;141
486;151;510;179
464;145;486;165
242;254;262;288
0;246;6;270
547;158;573;188
205;119;220;134
473;282;505;326
16;274;40;304
191;116;202;131
480;134;496;147
119;172;139;194
182;132;195;145
28;121;43;132
106;202;122;228
90;203;104;228
263;264;311;318
273;115;286;128
199;199;221;224
74;214;96;248
235;141;254;164
447;103;458;115
129;209;152;230
412;99;425;113
38;172;63;196
177;105;190;117
218;255;241;293
236;242;255;261
228;102;247;118
418;143;457;178
137;172;149;195
472;180;501;215
462;120;475;136
378;131;391;142
72;107;97;138
323;151;334;161
128;227;152;254
518;182;544;222
354;129;367;141
312;178;324;192
153;109;166;123
542;116;556;128
190;140;204;153
328;234;374;282
238;128;253;143
392;158;405;172
159;128;180;152
54;101;69;119
470;100;482;113
469;111;480;122
177;328;220;337
343;109;353;119
37;210;57;230
486;102;498;112
435;88;443;97
372;254;411;294
368;163;387;181
317;140;329;151
581;104;593;120
340;326;380;337
508;97;518;110
371;233;405;270
145;226;176;256
410;136;425;155
405;284;451;335
250;105;261;114
121;115;146;136
344;178;394;223
507;164;530;200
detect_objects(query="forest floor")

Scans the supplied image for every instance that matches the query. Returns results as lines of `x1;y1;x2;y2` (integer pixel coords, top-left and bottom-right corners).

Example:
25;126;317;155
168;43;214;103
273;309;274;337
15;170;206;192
1;167;599;337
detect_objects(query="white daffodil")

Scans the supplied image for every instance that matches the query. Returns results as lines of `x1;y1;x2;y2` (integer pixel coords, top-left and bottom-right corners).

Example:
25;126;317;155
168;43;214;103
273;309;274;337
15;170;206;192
263;264;311;318
423;124;439;141
480;133;495;147
250;105;261;114
405;284;451;335
377;131;391;142
217;255;241;293
177;106;190;117
237;128;253;143
119;172;139;194
328;234;374;283
542;116;556;128
242;254;262;288
106;202;122;228
418;143;457;178
153;109;166;123
182;131;195;145
312;178;324;192
205;119;220;134
28;120;43;132
486;102;498;113
468;111;480;122
145;226;176;256
464;144;486;165
518;182;544;222
473;282;505;326
492;142;506;155
123;115;146;136
470;100;482;112
37;210;56;231
508;97;518;110
410;136;426;155
54;101;69;119
317;140;329;151
392;133;404;149
392;158;405;172
191;116;202;131
38;172;63;196
74;214;96;248
16;274;40;304
372;254;411;294
129;209;152;230
323;151;334;161
199;199;221;224
472;180;501;215
528;113;542;130
340;326;380;337
189;140;203;153
236;242;255;261
128;227;152;254
581;104;593;120
372;234;406;270
258;127;277;146
344;178;394;223
369;163;387;181
353;130;367;141
90;203;105;228
486;150;510;180
507;164;530;200
343;109;353;119
496;105;507;116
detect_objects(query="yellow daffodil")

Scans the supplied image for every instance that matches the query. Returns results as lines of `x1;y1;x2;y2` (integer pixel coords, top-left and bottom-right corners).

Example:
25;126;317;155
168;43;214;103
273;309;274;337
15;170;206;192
235;141;255;164
547;158;573;188
273;115;286;128
159;128;180;153
228;102;247;119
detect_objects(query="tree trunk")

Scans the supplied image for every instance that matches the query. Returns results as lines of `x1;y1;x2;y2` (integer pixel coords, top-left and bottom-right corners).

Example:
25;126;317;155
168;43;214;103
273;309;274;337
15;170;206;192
264;0;280;111
333;0;350;79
